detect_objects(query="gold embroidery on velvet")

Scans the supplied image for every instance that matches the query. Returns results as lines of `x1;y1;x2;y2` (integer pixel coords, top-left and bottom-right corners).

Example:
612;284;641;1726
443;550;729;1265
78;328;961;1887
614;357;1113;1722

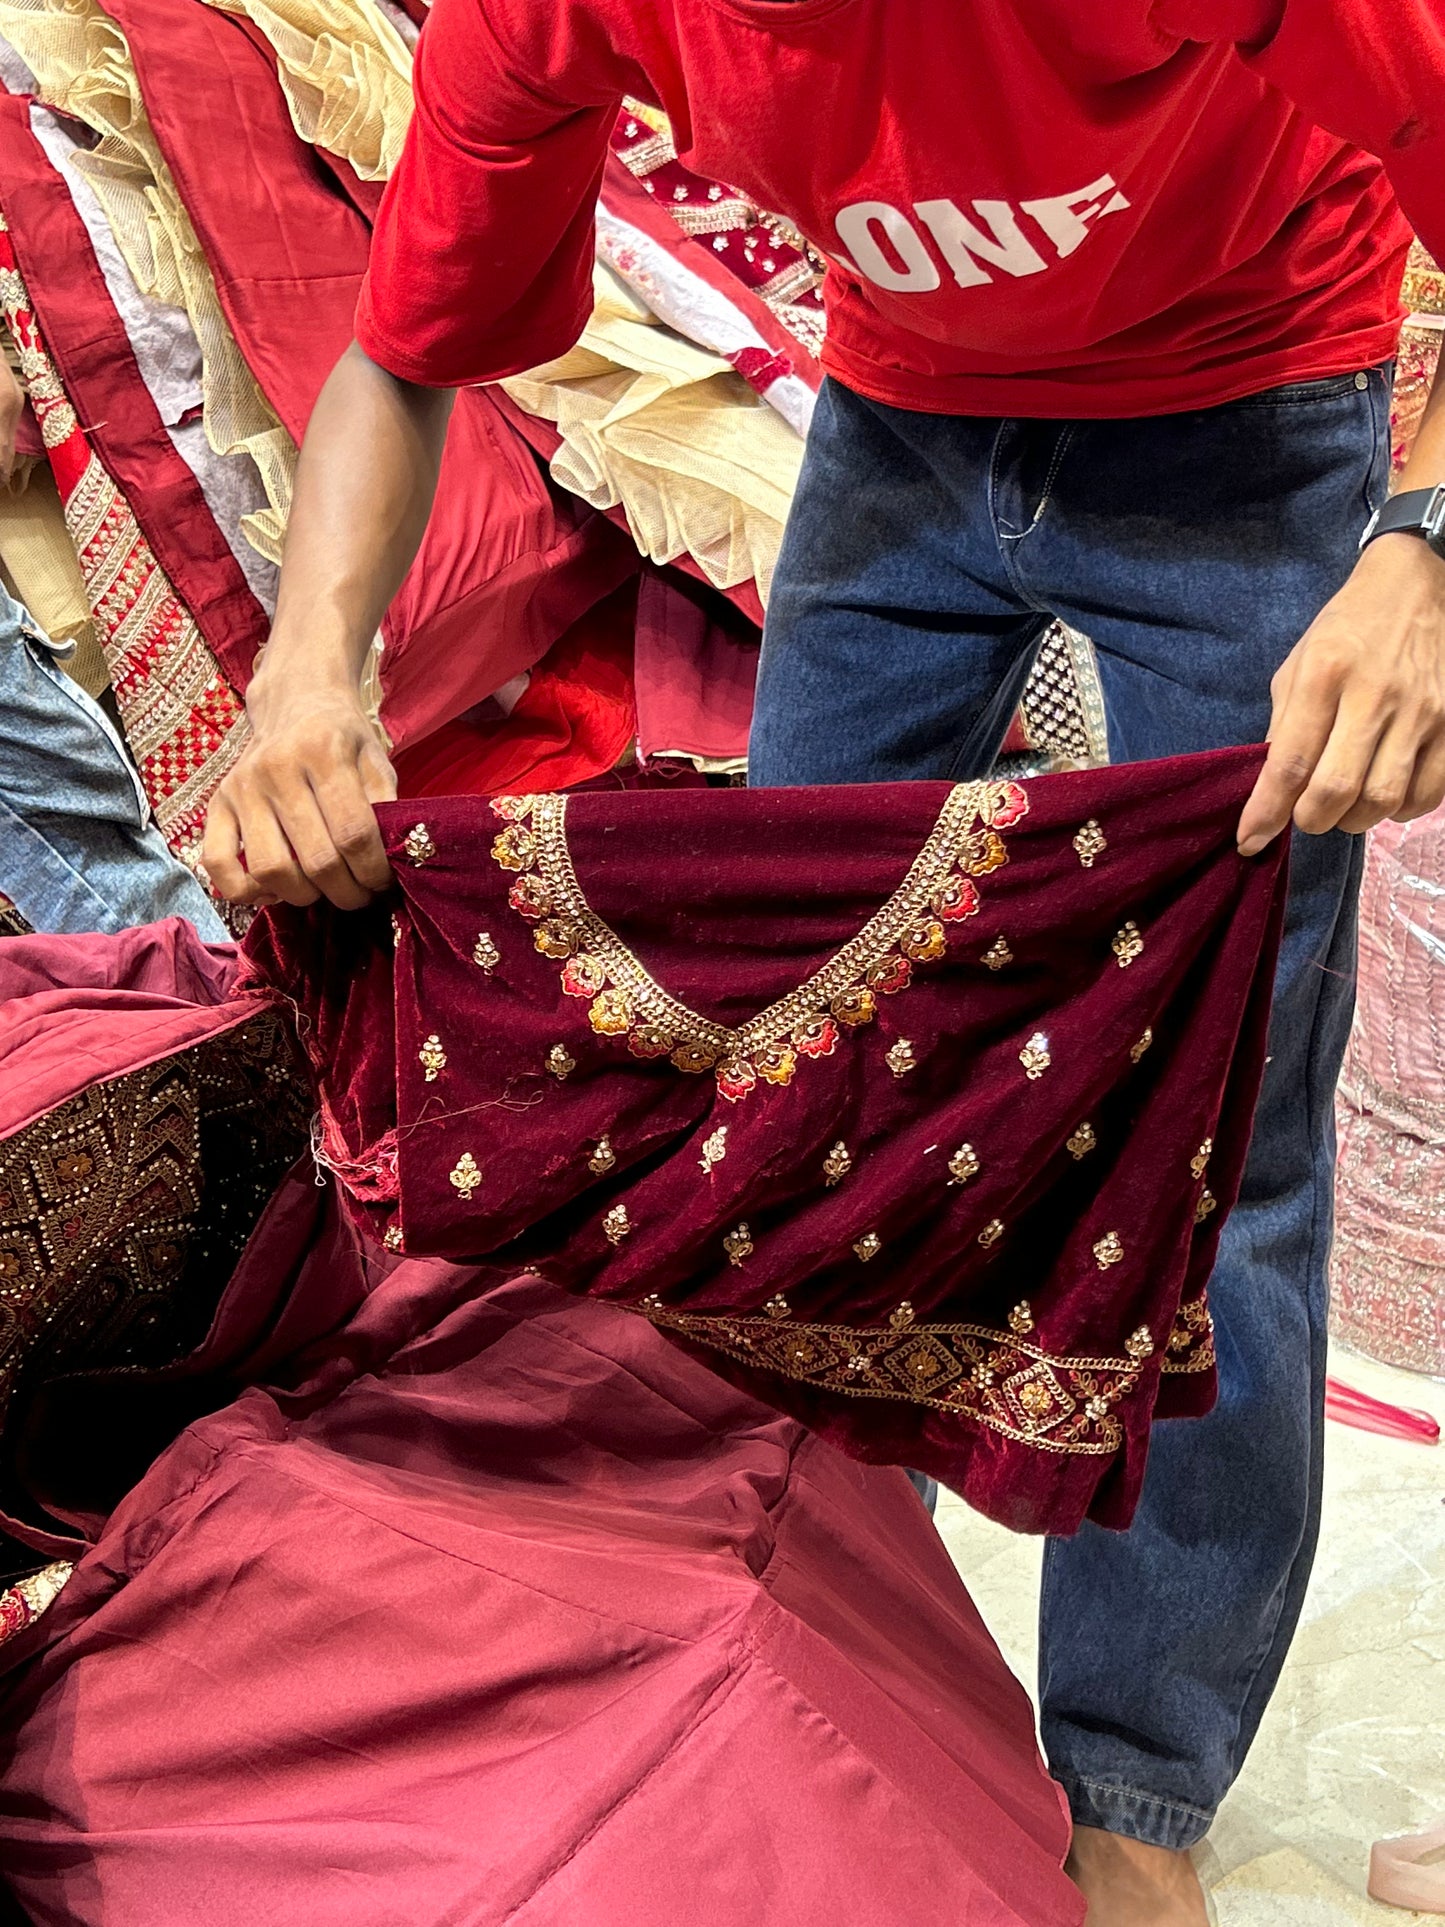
0;1015;310;1440
1019;1032;1051;1079
588;1138;618;1177
1161;1294;1216;1374
982;935;1013;972
1130;1027;1154;1063
853;1232;883;1263
472;932;501;973
1067;1122;1097;1160
822;1141;852;1187
491;781;1029;1101
635;1300;1155;1455
603;1203;632;1245
1073;820;1107;868
885;1037;918;1078
947;1143;980;1186
1112;922;1144;968
1191;1139;1213;1180
448;1153;482;1200
723;1223;754;1267
699;1126;729;1175
418;1034;446;1082
1093;1231;1124;1269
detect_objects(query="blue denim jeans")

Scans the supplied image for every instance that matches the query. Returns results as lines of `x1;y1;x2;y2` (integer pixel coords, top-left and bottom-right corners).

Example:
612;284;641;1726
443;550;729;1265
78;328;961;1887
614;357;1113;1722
751;369;1389;1849
0;588;227;940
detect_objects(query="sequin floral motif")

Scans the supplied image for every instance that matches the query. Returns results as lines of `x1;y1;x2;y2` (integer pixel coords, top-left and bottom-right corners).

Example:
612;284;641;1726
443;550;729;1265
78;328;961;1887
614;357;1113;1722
489;781;1029;1103
633;1300;1157;1458
449;1152;482;1200
1072;820;1107;868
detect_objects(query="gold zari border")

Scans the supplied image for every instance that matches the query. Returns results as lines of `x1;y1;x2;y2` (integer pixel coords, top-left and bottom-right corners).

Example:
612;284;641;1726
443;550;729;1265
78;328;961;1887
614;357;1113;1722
633;1298;1155;1457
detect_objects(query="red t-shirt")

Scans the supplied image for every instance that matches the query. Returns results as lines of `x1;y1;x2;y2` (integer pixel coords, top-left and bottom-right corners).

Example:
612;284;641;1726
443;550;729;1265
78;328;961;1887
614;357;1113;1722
357;0;1445;419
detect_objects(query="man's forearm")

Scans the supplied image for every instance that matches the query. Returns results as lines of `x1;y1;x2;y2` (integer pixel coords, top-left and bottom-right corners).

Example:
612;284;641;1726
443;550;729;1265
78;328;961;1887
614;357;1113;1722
255;340;455;698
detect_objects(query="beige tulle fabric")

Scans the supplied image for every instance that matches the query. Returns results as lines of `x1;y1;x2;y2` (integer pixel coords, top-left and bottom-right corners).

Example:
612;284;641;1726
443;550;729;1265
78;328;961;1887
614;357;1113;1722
201;0;413;180
0;460;107;694
0;0;295;564
504;268;801;601
187;2;798;600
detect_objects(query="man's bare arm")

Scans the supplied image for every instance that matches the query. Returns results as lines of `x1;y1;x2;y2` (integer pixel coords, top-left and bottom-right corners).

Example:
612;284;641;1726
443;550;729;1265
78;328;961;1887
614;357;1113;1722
203;342;455;909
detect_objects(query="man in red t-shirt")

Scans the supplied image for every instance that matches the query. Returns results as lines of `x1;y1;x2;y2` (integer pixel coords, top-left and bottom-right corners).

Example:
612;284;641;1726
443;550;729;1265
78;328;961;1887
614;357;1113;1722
204;3;1445;1920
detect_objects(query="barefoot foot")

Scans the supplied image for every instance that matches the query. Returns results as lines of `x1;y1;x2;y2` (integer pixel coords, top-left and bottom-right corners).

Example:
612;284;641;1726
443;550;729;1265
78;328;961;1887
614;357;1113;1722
1066;1824;1213;1926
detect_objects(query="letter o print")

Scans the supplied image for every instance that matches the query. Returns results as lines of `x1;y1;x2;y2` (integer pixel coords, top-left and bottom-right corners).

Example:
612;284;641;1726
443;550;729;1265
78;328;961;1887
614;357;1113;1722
834;202;942;293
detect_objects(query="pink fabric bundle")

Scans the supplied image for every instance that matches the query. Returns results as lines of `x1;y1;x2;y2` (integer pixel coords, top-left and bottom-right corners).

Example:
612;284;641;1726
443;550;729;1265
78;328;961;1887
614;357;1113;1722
0;922;1082;1927
1333;809;1445;1374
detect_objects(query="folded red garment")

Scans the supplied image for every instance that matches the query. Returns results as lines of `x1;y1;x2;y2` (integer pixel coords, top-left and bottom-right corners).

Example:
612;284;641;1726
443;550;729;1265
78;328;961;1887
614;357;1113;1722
245;745;1287;1533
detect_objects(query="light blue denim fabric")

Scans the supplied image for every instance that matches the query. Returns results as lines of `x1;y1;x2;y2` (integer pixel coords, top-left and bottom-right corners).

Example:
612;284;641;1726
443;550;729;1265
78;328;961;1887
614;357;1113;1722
0;587;227;940
751;366;1391;1850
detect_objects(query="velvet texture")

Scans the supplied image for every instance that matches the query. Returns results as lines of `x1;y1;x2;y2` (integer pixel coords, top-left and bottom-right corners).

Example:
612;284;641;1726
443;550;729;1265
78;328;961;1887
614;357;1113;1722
247;746;1287;1534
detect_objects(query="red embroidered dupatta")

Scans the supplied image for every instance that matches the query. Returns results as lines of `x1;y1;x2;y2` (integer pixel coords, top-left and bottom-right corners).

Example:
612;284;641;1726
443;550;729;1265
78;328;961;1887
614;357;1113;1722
246;746;1287;1534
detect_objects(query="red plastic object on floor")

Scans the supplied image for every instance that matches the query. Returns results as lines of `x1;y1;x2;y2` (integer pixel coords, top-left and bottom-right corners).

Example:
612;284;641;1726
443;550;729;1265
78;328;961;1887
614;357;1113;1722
1325;1377;1441;1444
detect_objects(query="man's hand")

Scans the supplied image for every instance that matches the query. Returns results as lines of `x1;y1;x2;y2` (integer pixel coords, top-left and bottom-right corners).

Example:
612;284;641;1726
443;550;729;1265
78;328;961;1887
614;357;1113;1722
1238;532;1445;855
203;676;397;910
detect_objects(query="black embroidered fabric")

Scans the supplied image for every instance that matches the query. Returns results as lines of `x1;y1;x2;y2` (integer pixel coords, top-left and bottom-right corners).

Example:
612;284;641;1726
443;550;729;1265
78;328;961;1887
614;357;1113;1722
0;1011;312;1522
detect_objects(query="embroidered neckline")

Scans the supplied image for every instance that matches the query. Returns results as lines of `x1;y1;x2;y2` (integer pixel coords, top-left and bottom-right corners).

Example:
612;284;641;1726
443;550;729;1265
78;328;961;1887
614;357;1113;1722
489;780;1029;1101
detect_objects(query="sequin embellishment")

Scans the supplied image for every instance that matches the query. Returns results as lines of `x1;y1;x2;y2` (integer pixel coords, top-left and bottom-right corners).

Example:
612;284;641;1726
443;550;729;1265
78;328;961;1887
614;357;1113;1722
823;1141;852;1187
490;781;1028;1102
886;1038;919;1078
418;1034;446;1083
979;1219;1004;1248
603;1204;632;1245
1020;1032;1051;1079
403;823;436;866
472;932;500;972
1130;1028;1154;1063
1191;1139;1213;1180
723;1224;755;1267
982;935;1014;972
1067;1122;1097;1160
948;1143;980;1186
1072;821;1107;868
699;1126;729;1175
854;1232;883;1263
449;1153;482;1200
547;1044;576;1080
1093;1231;1124;1269
588;1137;618;1176
1112;922;1144;968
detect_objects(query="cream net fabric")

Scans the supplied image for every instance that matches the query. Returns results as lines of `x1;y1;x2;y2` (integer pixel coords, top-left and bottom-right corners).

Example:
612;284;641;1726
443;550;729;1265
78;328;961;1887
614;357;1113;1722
201;0;413;181
504;269;801;601
0;0;296;565
189;1;800;600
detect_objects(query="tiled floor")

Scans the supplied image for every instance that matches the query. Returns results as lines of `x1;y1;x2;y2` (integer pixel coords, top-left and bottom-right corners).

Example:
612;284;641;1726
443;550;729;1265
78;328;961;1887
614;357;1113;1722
937;1347;1445;1924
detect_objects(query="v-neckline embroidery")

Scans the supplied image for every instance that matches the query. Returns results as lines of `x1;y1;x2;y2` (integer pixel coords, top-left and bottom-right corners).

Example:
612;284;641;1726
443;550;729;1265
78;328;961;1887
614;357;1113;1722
487;780;1029;1101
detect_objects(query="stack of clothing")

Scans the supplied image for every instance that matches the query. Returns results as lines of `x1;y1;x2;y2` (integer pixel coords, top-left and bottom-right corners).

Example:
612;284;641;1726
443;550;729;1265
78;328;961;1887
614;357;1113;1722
0;0;1104;923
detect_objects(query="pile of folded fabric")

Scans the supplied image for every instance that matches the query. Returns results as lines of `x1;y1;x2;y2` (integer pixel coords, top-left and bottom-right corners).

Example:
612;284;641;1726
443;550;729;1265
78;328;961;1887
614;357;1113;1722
0;0;1103;930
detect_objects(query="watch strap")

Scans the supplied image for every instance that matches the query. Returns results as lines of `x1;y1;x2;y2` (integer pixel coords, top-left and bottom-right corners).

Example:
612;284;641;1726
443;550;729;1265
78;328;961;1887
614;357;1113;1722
1360;485;1445;555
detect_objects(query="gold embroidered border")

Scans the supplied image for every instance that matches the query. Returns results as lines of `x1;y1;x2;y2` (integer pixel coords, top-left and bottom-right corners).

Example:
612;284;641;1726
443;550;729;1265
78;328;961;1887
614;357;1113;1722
634;1300;1152;1457
488;779;1027;1098
1160;1294;1216;1375
0;1560;74;1649
0;1013;311;1436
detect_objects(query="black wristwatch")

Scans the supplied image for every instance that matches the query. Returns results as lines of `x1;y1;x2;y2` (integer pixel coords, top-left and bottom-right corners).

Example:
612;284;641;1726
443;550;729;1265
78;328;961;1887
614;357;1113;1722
1359;485;1445;556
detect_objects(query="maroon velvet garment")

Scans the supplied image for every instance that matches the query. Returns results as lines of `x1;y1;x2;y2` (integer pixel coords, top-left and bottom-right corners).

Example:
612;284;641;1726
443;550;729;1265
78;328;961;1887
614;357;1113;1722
246;746;1287;1534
